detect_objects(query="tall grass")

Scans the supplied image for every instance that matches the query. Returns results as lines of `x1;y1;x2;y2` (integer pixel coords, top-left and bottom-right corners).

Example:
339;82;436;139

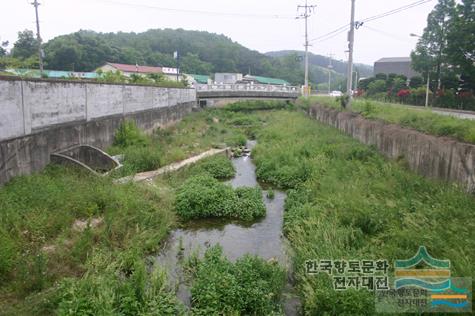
186;245;286;315
252;111;475;314
0;165;175;312
311;96;475;144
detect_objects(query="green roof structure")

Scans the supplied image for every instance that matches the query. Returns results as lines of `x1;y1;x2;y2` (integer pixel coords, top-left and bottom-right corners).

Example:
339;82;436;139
245;75;289;85
190;74;210;84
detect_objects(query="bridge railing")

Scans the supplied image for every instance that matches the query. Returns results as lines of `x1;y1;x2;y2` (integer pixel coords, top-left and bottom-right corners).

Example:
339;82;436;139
195;83;300;93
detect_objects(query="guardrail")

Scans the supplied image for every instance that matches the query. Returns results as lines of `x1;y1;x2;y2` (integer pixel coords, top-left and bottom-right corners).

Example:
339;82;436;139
196;83;300;93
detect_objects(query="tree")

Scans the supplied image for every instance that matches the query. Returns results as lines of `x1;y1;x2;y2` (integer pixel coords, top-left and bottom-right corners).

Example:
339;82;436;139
446;0;475;92
409;76;425;88
180;53;214;75
12;30;39;60
367;80;387;96
411;0;457;90
0;41;7;57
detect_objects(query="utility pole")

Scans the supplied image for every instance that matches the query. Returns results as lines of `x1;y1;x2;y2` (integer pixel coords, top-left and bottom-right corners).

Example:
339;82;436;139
32;0;44;75
297;1;317;97
346;0;356;108
327;53;334;94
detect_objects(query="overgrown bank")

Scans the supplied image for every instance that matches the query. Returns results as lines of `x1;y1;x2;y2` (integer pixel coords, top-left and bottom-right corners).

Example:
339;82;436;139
252;111;475;314
1;101;474;315
304;96;475;144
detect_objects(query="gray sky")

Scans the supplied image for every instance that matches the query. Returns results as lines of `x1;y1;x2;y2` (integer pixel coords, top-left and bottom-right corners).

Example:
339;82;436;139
0;0;436;65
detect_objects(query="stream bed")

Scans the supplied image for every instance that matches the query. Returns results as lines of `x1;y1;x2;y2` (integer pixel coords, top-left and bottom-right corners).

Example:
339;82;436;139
154;141;300;314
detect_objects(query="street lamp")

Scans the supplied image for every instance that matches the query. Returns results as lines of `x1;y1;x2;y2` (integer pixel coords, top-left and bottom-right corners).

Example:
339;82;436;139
410;33;430;107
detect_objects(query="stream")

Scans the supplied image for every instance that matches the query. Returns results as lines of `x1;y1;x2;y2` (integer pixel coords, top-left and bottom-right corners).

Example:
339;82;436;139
154;140;300;315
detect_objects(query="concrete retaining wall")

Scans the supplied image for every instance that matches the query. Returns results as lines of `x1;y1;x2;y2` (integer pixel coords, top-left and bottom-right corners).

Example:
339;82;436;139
309;105;475;192
0;77;196;185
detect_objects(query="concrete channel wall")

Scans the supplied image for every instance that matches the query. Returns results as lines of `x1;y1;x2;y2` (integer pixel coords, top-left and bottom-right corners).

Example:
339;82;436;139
0;77;196;185
309;105;475;193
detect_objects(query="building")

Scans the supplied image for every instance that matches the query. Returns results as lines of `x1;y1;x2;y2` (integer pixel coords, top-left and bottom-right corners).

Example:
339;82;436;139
4;68;98;79
97;62;182;81
241;75;289;86
214;73;243;84
161;67;180;81
188;74;212;85
373;57;419;79
98;62;163;76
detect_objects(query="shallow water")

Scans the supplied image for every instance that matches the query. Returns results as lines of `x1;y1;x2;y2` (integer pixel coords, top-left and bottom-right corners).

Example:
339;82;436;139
154;140;299;314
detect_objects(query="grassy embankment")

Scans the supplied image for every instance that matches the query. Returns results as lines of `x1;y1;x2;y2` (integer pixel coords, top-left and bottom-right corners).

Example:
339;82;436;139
2;100;473;315
304;96;475;144
0;101;287;315
252;110;475;314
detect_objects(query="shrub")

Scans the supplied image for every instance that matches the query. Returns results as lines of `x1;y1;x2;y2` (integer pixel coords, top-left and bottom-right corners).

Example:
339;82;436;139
0;228;17;281
197;155;235;179
122;146;162;173
56;254;182;315
227;132;247;147
234;187;266;221
175;175;265;221
267;189;275;199
225;100;291;112
175;175;236;220
113;120;149;148
189;245;285;315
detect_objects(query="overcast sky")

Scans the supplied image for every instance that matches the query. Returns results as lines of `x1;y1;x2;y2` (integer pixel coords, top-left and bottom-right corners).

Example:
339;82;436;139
0;0;436;65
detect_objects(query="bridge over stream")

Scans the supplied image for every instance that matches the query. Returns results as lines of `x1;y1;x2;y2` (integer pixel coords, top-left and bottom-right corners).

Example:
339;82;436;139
195;84;301;106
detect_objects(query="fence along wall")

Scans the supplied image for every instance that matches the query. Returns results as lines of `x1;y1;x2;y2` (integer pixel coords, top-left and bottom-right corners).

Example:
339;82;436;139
0;77;196;185
308;105;475;193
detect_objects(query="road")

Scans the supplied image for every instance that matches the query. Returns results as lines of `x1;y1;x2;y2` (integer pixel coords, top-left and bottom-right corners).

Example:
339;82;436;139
431;108;475;120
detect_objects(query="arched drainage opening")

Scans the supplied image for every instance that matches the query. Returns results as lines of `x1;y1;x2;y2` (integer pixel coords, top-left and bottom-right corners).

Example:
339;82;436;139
51;145;121;175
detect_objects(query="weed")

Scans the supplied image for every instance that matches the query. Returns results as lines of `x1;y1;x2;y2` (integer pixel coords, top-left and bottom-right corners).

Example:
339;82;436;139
188;245;286;315
312;96;475;144
267;189;275;199
196;154;235;180
113;120;149;148
175;175;265;221
252;110;475;314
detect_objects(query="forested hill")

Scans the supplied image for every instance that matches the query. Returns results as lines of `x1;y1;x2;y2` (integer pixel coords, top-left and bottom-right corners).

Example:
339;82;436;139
266;50;373;78
41;28;371;86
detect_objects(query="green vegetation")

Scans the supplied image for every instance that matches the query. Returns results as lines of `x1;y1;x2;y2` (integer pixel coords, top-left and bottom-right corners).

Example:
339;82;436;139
186;245;286;315
225;100;293;112
96;70;187;88
3;101;474;315
2;28;370;87
175;175;265;221
411;0;474;108
252;110;475;314
267;189;275;199
0;165;176;314
108;110;258;178
195;155;235;180
56;252;183;315
311;96;475;144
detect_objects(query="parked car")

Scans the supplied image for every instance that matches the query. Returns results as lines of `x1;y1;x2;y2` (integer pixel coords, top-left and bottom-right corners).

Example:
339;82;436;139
329;90;343;97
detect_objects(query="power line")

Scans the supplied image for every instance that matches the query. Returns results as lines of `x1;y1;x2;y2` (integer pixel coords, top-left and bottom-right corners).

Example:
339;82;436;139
360;0;433;23
362;25;414;43
91;0;295;19
309;24;349;42
309;0;433;43
312;26;350;43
